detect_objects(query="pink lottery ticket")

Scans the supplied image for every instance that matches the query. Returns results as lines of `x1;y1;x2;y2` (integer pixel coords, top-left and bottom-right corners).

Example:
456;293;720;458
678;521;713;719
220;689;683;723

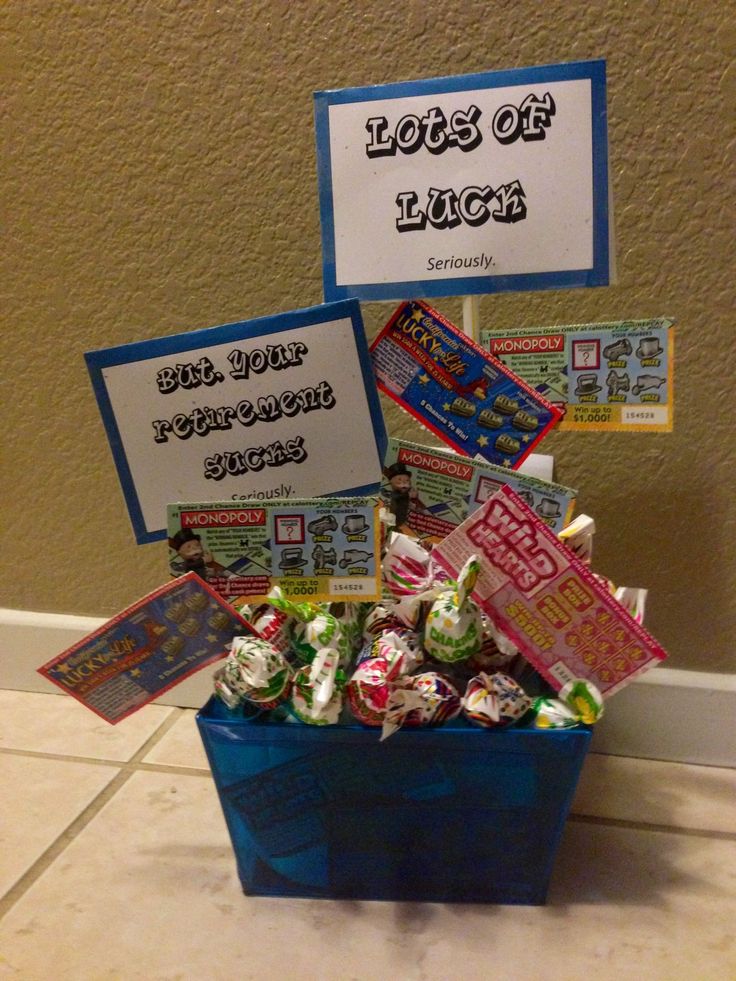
430;486;667;697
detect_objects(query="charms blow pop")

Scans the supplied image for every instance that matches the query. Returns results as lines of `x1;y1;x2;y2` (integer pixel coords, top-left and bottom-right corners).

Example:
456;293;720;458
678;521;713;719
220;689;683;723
533;679;605;729
267;587;345;665
424;556;483;663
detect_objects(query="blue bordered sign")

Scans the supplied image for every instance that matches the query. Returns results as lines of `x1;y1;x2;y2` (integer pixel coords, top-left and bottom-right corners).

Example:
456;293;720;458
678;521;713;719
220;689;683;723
85;300;387;544
315;60;609;302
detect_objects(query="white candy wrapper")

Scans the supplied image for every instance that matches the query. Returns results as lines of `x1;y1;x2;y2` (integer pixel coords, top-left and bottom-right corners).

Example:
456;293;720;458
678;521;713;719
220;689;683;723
290;647;345;725
381;671;461;741
424;556;483;663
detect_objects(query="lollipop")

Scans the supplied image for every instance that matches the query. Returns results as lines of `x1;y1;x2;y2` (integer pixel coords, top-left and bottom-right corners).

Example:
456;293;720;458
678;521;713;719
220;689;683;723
363;602;404;638
329;601;370;658
213;636;291;710
347;642;408;726
355;630;424;671
381;671;461;740
532;679;604;729
382;534;437;599
462;672;532;728
249;602;292;655
290;647;346;725
467;614;519;674
424;556;483;663
267;587;344;665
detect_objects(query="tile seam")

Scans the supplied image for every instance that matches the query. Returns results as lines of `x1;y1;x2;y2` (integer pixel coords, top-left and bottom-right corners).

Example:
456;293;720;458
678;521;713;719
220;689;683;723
568;812;736;842
0;747;211;777
0;767;134;921
127;706;186;764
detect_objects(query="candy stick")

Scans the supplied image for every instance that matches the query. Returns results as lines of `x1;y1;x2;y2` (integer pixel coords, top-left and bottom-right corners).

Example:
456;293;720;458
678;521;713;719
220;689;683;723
462;295;481;343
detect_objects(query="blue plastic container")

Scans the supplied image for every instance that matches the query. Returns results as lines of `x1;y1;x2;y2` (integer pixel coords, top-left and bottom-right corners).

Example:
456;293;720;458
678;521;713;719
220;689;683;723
197;697;590;904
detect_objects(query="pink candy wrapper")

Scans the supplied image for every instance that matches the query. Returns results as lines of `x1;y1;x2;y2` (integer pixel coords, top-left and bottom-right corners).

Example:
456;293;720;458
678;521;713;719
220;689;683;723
347;641;408;726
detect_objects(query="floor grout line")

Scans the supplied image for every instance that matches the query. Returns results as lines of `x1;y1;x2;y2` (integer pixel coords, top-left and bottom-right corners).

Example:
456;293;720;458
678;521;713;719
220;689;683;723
0;746;211;776
1;696;734;922
0;767;134;921
0;746;136;768
0;708;210;922
127;705;187;764
568;812;736;842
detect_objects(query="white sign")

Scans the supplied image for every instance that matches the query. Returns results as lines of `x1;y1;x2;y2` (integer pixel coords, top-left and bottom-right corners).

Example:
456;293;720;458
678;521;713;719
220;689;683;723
85;301;387;543
315;60;609;301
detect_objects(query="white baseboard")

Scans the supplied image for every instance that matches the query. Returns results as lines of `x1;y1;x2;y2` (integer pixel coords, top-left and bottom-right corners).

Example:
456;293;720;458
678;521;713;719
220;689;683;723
1;608;734;767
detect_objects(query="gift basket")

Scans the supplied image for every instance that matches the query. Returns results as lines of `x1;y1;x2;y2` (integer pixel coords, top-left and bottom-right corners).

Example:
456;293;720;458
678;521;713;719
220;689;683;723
194;492;636;906
41;59;671;907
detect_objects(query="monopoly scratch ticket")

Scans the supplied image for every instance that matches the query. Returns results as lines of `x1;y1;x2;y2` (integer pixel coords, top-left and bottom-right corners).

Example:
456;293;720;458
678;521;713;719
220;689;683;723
38;573;254;724
167;497;382;605
431;486;667;697
371;300;562;468
481;318;674;431
382;437;577;544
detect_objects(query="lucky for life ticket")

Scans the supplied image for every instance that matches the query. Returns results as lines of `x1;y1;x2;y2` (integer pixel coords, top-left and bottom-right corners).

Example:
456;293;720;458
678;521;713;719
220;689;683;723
430;486;667;697
38;573;254;724
370;300;562;468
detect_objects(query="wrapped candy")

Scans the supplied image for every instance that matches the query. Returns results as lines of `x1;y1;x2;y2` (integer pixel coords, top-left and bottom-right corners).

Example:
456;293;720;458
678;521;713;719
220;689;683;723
467;614;519;675
560;679;605;724
382;533;437;599
364;595;427;633
347;640;408;726
381;671;461;740
532;678;605;729
558;514;595;565
328;601;370;658
290;647;346;725
363;602;404;638
355;629;424;672
423;556;483;663
248;603;292;655
267;587;344;665
614;586;647;624
532;696;580;729
213;636;292;710
461;672;532;728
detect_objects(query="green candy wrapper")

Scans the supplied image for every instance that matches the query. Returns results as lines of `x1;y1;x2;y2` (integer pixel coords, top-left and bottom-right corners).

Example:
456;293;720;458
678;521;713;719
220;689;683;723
290;647;346;725
213;636;291;710
268;587;345;664
533;678;604;729
424;556;483;663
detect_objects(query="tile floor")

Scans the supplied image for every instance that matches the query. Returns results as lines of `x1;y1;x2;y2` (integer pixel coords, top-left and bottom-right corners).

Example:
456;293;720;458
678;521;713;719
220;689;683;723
0;689;734;981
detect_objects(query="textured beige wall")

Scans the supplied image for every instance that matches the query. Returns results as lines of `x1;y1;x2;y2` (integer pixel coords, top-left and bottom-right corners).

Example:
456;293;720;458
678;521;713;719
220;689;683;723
2;1;734;672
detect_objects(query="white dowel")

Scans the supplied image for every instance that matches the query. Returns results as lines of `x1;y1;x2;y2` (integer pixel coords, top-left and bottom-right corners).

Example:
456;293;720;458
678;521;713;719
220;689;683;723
462;295;481;343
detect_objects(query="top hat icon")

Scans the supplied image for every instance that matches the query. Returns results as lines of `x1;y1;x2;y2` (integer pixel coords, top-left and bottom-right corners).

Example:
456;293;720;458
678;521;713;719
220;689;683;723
574;373;602;396
278;547;308;569
342;514;370;535
536;497;561;519
635;336;663;360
